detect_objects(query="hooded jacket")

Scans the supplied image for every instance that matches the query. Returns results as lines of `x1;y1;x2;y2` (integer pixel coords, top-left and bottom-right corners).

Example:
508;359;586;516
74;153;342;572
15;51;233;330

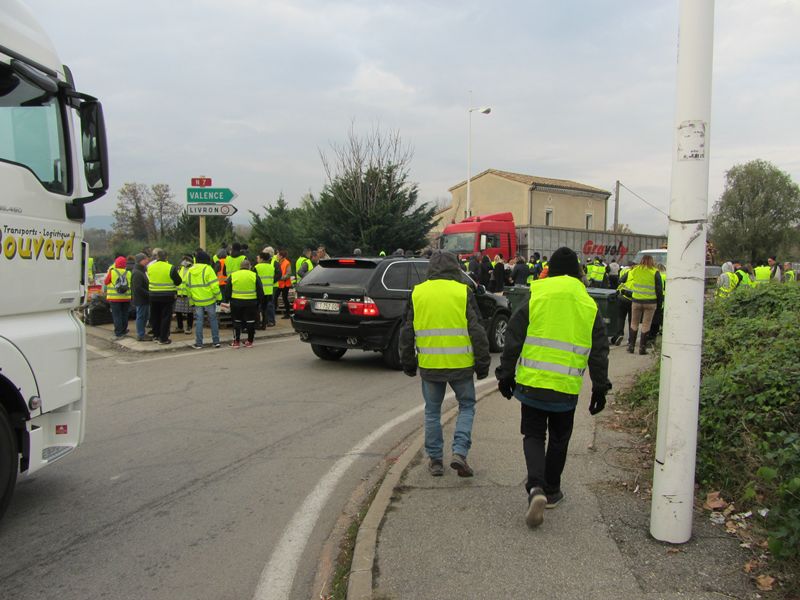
399;252;491;382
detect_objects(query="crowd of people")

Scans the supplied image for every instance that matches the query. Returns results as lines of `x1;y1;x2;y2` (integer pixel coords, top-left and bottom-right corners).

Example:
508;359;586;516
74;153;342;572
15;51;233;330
100;242;331;349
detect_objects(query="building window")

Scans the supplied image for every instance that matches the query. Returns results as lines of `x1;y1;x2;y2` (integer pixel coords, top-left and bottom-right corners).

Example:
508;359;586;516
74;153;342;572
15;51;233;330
585;213;593;230
545;209;553;227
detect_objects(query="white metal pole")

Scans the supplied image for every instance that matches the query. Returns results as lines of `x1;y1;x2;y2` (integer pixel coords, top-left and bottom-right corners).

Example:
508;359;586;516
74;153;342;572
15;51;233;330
650;0;715;544
467;109;473;219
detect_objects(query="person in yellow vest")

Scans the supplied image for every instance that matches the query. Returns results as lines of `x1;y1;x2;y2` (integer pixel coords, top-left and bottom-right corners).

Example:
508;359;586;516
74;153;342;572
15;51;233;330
147;249;182;345
753;259;772;285
255;251;276;329
224;242;246;276
295;247;314;285
103;255;132;339
495;247;611;528
399;251;491;478
186;251;222;349
626;254;663;355
716;261;739;298
174;255;194;335
223;259;264;348
782;262;795;283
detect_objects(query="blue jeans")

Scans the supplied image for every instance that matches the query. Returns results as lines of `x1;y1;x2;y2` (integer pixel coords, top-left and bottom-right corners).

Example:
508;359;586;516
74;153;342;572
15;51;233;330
110;301;130;337
135;304;149;338
421;377;476;460
194;304;220;345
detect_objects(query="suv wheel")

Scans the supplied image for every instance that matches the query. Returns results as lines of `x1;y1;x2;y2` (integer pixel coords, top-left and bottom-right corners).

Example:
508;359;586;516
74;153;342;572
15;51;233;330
382;328;402;370
311;344;347;361
488;313;509;352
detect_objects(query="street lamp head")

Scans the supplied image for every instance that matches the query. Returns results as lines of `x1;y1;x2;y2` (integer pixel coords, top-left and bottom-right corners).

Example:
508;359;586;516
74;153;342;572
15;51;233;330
470;106;492;115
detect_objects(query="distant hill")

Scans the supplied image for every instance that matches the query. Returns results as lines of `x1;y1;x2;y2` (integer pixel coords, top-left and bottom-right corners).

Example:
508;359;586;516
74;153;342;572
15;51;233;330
85;215;114;230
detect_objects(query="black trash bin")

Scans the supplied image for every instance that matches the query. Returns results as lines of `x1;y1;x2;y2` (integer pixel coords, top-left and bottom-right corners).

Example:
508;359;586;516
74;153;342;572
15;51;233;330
586;287;622;343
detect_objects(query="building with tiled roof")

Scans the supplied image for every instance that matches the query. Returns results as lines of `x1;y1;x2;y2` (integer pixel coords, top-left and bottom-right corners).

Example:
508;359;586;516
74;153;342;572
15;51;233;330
434;168;611;233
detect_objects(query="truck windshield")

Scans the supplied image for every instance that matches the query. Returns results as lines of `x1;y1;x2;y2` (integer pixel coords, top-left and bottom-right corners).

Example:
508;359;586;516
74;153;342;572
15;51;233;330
441;233;475;254
0;63;68;194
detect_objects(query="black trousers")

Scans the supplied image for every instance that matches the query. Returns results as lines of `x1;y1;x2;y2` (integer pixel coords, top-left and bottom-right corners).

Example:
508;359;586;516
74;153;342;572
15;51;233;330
619;297;632;337
277;287;291;315
521;404;575;494
149;299;174;342
231;302;257;342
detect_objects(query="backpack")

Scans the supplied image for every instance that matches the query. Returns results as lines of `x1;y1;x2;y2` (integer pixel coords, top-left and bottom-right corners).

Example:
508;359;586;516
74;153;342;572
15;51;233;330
113;269;129;294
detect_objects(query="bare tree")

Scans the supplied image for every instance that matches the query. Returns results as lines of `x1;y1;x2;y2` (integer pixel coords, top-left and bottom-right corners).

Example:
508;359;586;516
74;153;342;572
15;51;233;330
150;183;182;239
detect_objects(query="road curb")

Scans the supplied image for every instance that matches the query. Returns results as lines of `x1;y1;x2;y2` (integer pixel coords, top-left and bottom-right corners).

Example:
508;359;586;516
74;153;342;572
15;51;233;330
346;385;497;600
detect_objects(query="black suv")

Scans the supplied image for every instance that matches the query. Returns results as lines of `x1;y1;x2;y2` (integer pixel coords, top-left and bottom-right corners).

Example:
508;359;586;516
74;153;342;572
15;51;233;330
291;257;511;369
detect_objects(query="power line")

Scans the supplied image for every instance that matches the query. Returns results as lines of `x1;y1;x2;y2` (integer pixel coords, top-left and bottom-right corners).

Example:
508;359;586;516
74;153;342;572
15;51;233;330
618;182;669;218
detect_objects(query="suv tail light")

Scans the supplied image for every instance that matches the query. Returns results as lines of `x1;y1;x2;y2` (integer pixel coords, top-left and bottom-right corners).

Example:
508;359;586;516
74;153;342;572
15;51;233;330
293;297;309;311
347;296;380;317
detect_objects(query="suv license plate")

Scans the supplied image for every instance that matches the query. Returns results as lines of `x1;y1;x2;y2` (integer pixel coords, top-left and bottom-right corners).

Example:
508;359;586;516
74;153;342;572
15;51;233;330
314;301;340;312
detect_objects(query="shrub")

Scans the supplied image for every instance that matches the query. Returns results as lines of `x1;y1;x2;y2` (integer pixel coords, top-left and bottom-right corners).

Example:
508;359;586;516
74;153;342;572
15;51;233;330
619;284;800;562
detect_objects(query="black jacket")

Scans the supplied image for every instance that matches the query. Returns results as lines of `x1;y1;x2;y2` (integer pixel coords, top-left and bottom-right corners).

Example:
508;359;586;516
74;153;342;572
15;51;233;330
399;252;491;382
511;262;530;286
495;276;611;408
131;263;149;307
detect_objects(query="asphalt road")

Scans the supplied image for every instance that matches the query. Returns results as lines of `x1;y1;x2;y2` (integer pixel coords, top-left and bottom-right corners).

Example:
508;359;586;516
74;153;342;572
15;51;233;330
0;334;488;600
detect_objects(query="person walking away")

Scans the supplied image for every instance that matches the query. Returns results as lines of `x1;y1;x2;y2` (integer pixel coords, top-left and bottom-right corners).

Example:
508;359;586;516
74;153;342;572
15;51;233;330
131;253;152;341
716;261;739;298
399;251;491;478
147;249;182;345
783;262;795;283
295;248;314;285
616;266;634;346
627;254;662;355
276;250;293;318
186;251;221;349
495;246;611;528
104;256;131;340
174;255;194;334
255;251;276;328
224;259;263;348
511;255;530;286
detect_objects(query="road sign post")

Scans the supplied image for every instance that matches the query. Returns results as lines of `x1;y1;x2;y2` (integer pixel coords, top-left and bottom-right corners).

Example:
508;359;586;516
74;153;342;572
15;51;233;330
187;178;237;251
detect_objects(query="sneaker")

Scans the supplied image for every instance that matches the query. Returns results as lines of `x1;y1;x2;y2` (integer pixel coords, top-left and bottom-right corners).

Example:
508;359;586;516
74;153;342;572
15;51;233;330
526;487;547;528
546;490;564;509
137;335;153;342
213;343;221;348
243;340;253;348
158;339;172;345
183;329;191;335
191;344;204;350
230;340;240;348
428;458;444;477
449;454;474;478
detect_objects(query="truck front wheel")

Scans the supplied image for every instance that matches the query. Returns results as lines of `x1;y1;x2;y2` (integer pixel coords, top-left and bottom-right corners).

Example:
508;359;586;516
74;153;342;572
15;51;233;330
0;405;18;520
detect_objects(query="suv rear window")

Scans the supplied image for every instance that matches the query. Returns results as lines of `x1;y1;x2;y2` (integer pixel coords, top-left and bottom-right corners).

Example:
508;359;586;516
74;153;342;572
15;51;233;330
300;260;377;287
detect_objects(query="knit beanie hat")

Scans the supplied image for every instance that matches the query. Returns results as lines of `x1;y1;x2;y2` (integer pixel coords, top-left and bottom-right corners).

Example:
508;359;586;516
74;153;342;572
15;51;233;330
548;247;582;279
114;256;127;268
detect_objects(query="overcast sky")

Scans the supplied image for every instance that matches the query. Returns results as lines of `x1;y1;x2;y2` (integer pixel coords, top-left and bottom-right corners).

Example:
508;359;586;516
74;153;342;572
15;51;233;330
26;0;800;235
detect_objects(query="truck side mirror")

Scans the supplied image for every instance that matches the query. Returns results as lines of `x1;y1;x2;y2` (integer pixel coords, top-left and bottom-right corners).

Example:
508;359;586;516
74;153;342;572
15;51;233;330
479;234;487;251
79;100;109;194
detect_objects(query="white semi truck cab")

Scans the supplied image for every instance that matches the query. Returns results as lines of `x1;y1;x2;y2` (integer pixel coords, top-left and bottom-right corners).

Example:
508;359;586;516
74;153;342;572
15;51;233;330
0;0;109;518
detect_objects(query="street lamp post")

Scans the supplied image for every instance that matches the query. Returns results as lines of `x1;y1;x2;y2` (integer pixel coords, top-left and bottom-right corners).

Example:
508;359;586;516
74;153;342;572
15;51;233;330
466;104;491;219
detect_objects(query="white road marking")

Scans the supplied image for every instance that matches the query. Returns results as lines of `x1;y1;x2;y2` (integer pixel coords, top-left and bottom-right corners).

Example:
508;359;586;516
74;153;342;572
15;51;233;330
253;378;497;599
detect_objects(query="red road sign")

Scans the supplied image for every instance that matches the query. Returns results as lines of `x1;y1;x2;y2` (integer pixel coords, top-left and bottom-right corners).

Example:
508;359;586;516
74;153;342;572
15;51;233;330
191;177;213;187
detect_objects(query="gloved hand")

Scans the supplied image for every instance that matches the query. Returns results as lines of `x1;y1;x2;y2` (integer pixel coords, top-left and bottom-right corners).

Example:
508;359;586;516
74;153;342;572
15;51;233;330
498;378;516;399
476;370;489;380
589;388;607;415
403;367;417;378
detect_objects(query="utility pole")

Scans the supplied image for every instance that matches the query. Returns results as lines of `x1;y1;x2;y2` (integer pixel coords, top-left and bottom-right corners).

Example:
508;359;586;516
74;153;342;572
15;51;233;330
650;0;715;544
614;180;620;232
